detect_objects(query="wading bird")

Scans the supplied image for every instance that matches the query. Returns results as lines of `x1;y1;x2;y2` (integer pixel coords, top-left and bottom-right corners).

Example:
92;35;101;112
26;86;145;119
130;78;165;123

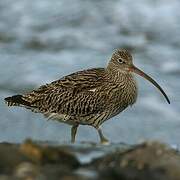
5;49;170;144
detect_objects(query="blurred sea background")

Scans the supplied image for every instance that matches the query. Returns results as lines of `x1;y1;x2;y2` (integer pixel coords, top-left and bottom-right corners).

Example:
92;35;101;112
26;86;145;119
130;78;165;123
0;0;180;145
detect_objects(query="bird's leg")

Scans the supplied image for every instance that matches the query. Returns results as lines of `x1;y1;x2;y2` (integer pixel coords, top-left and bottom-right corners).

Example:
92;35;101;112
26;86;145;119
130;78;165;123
97;128;109;145
71;124;79;143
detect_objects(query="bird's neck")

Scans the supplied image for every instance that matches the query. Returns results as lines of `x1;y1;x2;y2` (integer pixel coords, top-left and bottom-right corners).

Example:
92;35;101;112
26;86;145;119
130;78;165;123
105;67;138;105
106;66;134;83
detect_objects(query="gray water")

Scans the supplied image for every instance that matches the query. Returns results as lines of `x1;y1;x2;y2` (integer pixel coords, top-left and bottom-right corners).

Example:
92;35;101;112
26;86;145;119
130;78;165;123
0;0;180;146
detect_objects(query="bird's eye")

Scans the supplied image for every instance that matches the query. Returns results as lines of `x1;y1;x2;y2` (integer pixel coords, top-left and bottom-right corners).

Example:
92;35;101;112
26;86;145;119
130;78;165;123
117;59;124;64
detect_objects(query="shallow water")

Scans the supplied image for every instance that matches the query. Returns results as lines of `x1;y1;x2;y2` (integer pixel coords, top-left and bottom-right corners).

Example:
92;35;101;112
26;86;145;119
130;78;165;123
0;0;180;145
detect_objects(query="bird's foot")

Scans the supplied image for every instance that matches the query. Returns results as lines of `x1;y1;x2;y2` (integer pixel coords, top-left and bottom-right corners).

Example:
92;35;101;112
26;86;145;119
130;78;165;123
100;138;110;145
97;127;110;145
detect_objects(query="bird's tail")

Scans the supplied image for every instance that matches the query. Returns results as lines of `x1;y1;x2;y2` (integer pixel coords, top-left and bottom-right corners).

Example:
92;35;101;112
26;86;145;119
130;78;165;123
4;95;31;107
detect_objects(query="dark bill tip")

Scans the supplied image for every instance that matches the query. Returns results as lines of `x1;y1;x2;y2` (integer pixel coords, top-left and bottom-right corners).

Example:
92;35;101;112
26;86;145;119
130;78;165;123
129;66;170;104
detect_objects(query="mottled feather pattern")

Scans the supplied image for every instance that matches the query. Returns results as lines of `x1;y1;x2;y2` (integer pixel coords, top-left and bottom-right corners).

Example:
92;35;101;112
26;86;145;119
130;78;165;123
5;49;148;143
22;68;106;113
6;66;137;127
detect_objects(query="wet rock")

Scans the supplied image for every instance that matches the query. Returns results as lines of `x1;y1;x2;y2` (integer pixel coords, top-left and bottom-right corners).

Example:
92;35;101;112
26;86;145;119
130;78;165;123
0;142;31;174
90;141;180;180
20;139;80;168
0;140;81;180
14;162;42;179
0;140;180;180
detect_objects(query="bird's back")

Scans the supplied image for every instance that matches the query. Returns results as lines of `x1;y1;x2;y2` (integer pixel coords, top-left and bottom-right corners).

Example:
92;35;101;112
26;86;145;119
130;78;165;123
24;68;105;109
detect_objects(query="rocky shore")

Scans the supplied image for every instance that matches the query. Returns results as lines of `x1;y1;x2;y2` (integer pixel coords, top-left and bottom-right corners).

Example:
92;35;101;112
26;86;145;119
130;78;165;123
0;140;179;180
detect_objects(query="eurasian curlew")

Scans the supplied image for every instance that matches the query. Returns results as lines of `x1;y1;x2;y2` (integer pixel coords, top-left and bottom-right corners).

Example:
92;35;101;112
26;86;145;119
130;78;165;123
5;49;170;144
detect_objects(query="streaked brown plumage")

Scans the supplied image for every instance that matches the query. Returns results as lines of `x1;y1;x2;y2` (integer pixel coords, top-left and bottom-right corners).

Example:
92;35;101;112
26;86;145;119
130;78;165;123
4;49;170;144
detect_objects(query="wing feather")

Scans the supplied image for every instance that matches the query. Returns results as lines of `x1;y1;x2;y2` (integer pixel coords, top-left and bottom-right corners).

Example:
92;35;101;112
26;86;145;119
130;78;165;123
22;68;106;116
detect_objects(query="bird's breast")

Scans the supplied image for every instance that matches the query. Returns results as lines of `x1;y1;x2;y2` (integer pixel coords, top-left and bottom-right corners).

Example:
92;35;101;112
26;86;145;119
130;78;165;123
107;75;138;109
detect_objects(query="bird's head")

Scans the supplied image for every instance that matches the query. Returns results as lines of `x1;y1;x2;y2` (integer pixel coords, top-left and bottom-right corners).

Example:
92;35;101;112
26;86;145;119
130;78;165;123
108;49;133;73
107;49;170;104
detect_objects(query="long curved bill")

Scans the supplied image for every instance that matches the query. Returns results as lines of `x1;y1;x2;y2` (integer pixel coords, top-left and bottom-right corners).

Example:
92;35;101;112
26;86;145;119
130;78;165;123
129;65;170;104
